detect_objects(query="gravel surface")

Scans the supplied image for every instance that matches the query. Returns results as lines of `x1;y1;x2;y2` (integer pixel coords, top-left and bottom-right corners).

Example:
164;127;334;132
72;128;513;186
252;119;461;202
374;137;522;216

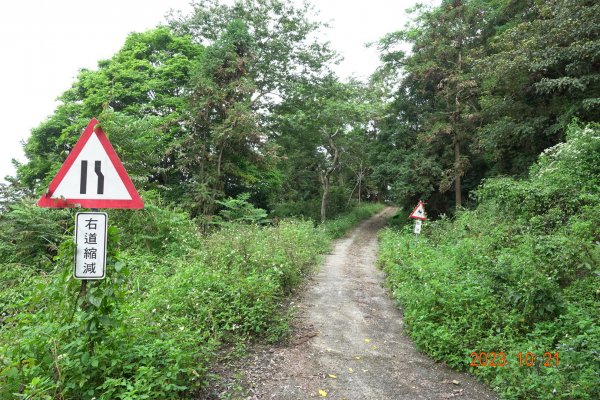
220;208;498;400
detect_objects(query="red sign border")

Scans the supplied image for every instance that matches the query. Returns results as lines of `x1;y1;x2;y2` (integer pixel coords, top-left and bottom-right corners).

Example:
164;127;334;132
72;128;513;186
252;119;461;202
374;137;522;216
37;118;144;209
409;200;427;220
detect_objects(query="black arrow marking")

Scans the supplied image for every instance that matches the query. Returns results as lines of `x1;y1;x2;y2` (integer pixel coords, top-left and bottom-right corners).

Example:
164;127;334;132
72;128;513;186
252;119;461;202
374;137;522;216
80;160;88;194
95;161;104;194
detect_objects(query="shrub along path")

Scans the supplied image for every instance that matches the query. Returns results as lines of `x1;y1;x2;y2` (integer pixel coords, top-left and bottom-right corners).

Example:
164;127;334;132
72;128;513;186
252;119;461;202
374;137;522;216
234;207;498;399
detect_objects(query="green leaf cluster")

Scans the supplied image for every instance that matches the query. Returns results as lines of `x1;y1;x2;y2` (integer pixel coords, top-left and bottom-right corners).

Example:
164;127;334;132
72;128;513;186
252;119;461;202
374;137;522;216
16;28;202;197
378;122;599;399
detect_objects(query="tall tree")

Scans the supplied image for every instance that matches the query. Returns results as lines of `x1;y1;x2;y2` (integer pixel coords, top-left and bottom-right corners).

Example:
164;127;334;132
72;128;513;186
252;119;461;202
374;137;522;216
168;0;339;215
477;0;600;175
273;76;369;221
372;0;501;213
402;0;492;209
169;0;336;112
175;20;264;216
16;28;203;198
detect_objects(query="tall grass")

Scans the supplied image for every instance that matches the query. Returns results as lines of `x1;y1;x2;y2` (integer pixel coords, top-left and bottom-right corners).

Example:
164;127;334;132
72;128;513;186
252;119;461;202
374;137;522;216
0;200;381;398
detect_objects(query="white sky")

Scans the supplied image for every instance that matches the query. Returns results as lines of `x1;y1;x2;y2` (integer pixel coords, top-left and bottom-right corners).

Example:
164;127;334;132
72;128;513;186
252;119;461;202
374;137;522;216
0;0;434;183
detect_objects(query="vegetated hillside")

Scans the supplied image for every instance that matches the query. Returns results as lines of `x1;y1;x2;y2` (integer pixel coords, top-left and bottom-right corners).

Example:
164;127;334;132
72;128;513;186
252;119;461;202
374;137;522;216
378;122;600;400
0;194;382;398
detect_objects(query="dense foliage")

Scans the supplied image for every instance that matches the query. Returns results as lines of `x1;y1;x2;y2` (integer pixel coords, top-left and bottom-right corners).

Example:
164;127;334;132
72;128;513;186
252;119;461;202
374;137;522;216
371;0;600;215
1;2;383;395
378;122;599;399
7;0;379;222
16;28;202;195
0;196;381;398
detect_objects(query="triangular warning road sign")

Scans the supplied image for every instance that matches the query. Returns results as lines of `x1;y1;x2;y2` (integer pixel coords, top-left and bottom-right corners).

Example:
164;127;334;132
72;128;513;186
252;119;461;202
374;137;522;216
409;200;427;220
38;118;144;209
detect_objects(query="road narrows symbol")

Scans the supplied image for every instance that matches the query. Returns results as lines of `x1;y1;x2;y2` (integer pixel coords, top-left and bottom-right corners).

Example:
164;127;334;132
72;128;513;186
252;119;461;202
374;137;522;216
79;160;104;195
37;118;144;209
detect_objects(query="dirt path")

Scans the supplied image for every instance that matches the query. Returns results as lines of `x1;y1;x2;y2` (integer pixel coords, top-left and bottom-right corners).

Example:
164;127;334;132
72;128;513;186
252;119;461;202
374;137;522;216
236;208;498;399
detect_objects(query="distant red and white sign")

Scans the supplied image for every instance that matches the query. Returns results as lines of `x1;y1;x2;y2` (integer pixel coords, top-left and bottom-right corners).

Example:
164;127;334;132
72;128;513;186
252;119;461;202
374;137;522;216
37;118;143;209
409;200;427;220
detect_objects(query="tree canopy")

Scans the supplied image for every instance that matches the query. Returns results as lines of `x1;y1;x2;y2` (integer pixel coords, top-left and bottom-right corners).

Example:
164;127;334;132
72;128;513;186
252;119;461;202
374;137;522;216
372;0;600;214
7;0;600;217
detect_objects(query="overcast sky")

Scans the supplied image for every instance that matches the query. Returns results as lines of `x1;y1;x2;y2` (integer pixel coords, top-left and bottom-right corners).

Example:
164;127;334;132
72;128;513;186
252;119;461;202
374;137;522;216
0;0;434;184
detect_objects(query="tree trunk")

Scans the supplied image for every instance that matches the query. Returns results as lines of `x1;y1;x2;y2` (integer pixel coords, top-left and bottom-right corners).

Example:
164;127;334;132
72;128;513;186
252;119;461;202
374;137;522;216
454;43;463;210
217;144;224;178
320;173;329;223
358;161;363;204
320;130;340;223
454;139;462;209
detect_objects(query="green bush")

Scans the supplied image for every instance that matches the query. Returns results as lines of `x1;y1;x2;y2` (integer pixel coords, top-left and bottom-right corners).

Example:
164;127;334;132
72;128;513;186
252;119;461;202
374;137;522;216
270;198;322;220
213;193;269;225
107;191;201;255
321;202;384;239
0;201;73;267
270;187;357;221
378;122;600;399
1;193;380;398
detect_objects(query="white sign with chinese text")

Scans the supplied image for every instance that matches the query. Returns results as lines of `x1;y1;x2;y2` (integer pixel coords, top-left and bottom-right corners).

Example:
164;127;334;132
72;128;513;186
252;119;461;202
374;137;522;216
414;219;422;234
74;212;107;280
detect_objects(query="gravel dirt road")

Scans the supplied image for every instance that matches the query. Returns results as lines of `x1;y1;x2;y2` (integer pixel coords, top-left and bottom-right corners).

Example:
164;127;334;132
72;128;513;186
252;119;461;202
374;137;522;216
229;207;498;399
